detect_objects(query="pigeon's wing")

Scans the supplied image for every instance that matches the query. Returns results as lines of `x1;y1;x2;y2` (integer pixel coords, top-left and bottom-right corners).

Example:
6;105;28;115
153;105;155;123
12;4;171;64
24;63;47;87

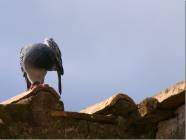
45;38;64;94
20;47;31;89
47;39;64;75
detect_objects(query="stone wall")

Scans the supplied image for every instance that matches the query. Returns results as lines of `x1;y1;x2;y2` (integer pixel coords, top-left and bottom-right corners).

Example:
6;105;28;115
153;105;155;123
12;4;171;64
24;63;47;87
156;105;185;139
0;81;185;139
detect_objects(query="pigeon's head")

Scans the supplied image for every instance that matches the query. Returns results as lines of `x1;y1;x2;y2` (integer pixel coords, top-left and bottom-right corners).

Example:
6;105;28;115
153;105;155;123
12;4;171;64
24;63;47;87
44;38;54;47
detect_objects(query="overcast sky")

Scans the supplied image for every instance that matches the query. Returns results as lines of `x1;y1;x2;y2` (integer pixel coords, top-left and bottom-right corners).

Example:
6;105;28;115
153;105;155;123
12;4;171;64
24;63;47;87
0;0;185;111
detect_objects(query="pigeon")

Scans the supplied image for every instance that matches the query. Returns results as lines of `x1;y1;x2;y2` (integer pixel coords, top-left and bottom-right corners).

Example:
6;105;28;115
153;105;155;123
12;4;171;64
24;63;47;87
20;38;64;95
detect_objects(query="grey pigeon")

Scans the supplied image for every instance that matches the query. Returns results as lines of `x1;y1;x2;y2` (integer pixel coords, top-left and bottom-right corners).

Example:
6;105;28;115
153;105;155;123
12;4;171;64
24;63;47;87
20;38;64;95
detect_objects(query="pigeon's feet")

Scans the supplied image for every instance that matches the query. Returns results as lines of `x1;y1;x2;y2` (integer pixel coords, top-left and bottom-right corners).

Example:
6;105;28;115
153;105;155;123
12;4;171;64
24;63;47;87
37;84;49;88
29;81;40;90
29;82;49;90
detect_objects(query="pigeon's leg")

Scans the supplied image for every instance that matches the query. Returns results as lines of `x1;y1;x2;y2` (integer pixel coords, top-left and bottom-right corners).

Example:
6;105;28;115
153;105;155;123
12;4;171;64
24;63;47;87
29;81;41;90
40;78;49;87
29;81;49;90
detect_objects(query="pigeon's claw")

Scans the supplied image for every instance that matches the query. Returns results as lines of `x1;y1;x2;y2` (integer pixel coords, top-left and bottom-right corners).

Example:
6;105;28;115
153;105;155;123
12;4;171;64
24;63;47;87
28;82;50;91
28;82;40;90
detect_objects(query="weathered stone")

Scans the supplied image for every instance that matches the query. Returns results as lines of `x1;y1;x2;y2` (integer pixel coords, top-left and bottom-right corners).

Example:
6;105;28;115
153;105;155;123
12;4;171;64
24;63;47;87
27;87;64;125
156;105;185;139
137;81;185;124
80;93;140;124
0;118;4;125
1;85;61;105
154;81;185;109
80;93;135;114
137;97;174;123
0;81;185;139
0;104;31;123
138;97;159;117
51;111;116;124
0;86;64;127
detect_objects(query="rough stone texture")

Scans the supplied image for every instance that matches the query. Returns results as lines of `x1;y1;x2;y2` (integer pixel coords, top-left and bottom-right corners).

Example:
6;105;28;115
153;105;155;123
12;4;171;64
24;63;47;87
156;105;185;139
80;93;140;126
153;80;185;109
0;81;185;139
137;97;174;124
1;85;60;104
80;93;136;114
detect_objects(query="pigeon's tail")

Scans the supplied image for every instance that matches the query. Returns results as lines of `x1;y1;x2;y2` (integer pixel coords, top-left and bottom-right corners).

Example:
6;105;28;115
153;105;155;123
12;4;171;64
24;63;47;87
26;77;31;89
21;67;31;90
57;71;62;95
